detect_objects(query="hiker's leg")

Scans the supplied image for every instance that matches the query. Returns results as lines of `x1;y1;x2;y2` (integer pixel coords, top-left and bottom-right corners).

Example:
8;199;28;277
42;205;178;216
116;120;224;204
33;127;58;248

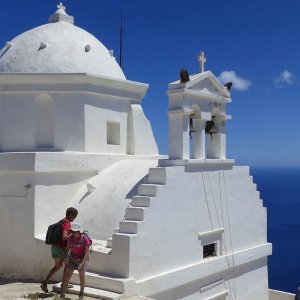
61;267;74;294
62;256;69;278
79;269;85;294
60;256;74;289
43;245;65;284
44;258;63;283
41;258;63;292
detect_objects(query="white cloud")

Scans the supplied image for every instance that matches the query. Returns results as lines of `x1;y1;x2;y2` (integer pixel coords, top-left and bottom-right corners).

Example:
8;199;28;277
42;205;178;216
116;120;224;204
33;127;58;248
217;71;251;91
273;70;294;87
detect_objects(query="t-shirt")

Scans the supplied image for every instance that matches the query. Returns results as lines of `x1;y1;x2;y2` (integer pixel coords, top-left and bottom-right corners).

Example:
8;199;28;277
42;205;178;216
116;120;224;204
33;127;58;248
67;235;91;260
56;218;71;248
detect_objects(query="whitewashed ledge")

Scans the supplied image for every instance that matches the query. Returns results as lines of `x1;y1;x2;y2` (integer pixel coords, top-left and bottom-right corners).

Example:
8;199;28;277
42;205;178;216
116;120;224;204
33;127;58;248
159;158;235;171
269;289;295;300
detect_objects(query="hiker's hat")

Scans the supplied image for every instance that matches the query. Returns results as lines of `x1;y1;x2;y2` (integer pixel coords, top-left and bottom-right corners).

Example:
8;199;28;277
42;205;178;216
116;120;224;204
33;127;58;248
70;222;83;233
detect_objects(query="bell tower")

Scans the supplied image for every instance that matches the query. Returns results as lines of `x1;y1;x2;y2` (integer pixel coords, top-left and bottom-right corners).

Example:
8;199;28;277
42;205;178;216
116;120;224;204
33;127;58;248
166;54;232;162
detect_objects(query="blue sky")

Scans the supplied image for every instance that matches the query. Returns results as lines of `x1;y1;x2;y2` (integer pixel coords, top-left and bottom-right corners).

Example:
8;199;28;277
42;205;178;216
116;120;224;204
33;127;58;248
0;0;299;166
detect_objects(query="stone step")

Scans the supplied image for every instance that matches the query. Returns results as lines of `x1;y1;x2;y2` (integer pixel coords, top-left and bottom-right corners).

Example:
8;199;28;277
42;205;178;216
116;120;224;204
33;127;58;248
131;196;151;207
148;167;167;185
53;282;123;299
69;271;135;294
119;220;141;234
125;207;145;221
92;239;112;254
98;247;112;254
138;184;157;197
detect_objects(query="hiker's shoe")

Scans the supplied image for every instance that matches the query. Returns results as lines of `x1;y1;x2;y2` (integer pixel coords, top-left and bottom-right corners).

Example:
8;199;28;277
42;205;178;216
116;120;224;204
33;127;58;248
40;282;48;293
60;293;66;300
79;291;84;299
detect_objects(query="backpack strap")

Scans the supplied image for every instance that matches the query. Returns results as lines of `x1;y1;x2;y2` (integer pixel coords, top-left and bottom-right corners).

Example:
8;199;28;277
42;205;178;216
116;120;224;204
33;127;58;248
81;234;88;248
59;219;68;241
60;219;67;225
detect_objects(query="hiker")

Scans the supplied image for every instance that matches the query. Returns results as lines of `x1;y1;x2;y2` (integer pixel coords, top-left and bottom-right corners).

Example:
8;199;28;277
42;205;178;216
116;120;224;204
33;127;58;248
60;222;91;299
40;207;78;293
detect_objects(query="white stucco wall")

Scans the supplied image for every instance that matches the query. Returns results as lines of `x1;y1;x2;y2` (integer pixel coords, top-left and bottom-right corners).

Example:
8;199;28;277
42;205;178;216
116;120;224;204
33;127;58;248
128;166;267;279
104;163;270;299
0;158;53;278
149;258;268;300
0;156;271;299
83;97;128;154
0;74;158;155
71;159;159;240
0;152;161;279
127;104;158;155
33;153;160;238
0;93;36;151
0;91;129;153
76;162;271;299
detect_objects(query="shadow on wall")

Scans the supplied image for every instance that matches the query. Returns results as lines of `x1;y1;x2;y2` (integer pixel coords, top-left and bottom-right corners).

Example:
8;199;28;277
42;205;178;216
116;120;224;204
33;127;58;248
126;174;149;199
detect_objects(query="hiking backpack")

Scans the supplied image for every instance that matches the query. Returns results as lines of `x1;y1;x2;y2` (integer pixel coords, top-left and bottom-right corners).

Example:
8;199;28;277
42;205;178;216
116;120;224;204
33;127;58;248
83;230;92;246
45;219;65;245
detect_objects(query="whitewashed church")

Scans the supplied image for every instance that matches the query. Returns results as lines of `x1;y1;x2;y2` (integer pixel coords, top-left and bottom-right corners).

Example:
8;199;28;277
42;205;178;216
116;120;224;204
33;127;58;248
0;3;284;300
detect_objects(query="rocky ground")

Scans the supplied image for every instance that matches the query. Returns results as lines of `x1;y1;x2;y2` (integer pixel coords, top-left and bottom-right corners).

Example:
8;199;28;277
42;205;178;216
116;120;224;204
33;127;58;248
0;278;94;300
0;278;149;300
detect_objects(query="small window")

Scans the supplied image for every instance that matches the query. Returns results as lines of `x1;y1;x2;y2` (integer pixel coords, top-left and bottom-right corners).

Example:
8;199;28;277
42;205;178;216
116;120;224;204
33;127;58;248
203;243;216;259
107;122;120;145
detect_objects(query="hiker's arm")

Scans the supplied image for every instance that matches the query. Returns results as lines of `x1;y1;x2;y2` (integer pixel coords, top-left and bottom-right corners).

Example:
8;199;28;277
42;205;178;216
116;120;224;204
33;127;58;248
82;244;90;263
66;241;71;251
62;230;69;240
78;245;90;270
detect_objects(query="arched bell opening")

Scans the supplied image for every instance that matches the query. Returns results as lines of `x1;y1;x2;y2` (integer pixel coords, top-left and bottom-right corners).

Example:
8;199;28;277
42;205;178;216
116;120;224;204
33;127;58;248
189;104;205;159
206;107;224;159
189;104;201;137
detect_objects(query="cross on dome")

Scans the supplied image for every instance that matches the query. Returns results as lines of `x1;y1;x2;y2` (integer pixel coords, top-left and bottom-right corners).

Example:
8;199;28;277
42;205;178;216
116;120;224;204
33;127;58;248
49;2;73;24
57;2;66;11
197;51;206;73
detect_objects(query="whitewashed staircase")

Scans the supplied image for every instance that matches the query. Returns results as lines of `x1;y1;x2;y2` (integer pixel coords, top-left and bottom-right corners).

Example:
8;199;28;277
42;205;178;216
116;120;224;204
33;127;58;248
119;167;167;234
63;166;168;299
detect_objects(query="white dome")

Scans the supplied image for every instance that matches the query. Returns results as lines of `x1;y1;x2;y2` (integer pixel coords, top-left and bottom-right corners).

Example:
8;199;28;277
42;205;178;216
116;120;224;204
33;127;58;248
0;18;125;79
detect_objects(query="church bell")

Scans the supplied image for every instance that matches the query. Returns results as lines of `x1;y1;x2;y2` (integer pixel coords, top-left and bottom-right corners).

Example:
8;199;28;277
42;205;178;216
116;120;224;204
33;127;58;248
205;117;217;137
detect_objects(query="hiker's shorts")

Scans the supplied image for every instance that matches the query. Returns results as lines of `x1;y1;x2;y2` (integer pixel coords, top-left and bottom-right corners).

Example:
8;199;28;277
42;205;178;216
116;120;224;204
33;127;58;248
51;245;67;260
67;257;88;271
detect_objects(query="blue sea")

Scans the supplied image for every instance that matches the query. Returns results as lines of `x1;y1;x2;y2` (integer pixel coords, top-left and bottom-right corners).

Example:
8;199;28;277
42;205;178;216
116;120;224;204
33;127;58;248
250;167;300;294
